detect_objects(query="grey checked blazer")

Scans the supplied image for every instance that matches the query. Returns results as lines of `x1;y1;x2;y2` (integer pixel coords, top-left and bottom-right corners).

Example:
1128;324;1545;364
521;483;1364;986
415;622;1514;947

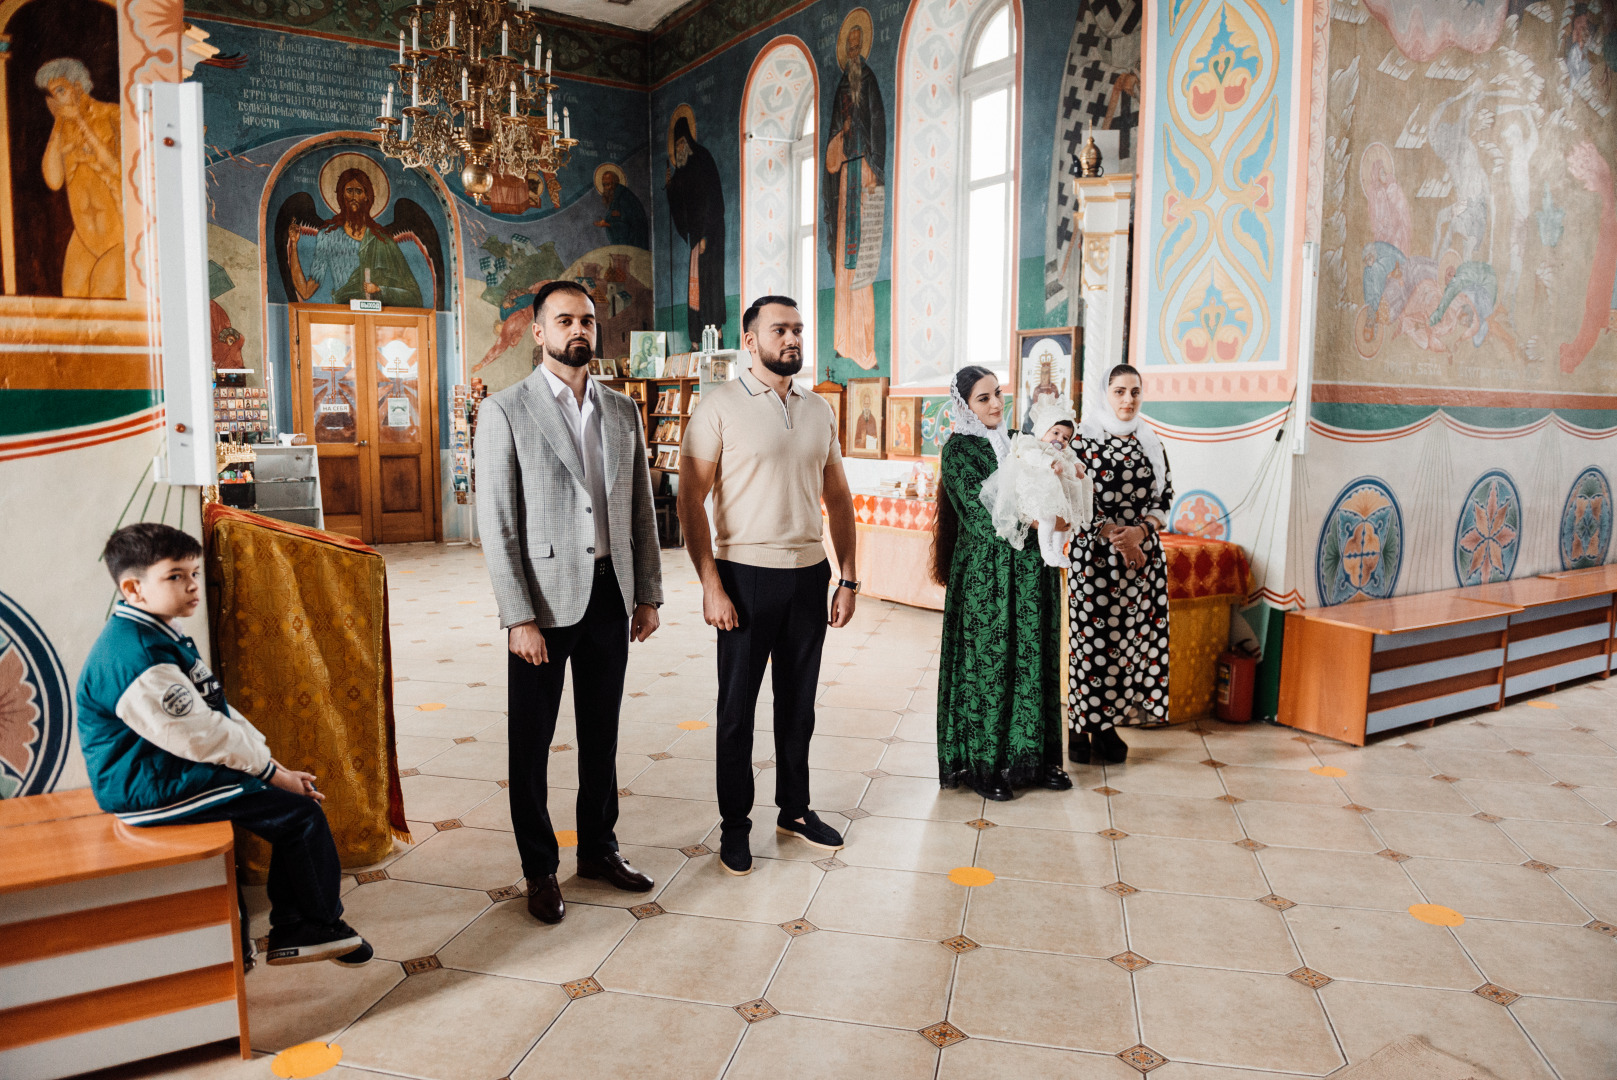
475;368;662;629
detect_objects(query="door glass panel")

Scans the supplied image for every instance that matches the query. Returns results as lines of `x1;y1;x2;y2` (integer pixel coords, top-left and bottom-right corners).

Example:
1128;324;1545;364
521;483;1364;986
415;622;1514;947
310;322;357;444
374;325;421;443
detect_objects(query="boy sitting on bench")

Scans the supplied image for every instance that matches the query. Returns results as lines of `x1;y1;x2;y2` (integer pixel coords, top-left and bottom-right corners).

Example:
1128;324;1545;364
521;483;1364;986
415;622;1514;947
76;522;373;968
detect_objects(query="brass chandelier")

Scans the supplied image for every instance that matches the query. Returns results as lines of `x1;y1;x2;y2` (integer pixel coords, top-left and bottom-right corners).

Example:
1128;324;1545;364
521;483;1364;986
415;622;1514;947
375;1;578;208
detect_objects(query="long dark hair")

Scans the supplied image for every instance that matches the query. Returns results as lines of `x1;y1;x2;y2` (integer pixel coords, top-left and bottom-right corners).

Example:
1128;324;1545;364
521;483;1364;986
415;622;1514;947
930;365;996;587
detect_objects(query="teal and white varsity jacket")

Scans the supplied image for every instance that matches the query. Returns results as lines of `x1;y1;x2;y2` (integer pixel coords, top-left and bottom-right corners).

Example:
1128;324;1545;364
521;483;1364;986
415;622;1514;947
75;601;277;824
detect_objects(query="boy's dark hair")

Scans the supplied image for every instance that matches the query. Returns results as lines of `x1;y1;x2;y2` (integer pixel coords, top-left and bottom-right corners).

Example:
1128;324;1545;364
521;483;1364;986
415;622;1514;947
531;279;592;319
103;523;202;585
742;294;798;335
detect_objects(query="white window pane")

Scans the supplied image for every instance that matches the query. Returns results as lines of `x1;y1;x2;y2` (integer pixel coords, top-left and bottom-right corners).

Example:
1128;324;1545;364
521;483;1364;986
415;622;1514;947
801;102;815;137
798;234;816;370
799;155;815;227
965;182;1009;363
969;89;1009;181
972;7;1010;68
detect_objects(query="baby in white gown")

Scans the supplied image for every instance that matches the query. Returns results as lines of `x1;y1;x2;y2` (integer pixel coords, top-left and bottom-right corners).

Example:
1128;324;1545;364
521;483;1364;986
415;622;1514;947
980;399;1093;567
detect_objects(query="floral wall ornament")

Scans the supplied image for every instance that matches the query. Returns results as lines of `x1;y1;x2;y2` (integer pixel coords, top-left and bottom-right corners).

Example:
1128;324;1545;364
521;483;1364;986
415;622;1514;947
1453;470;1521;587
0;591;70;799
1560;466;1613;571
1316;477;1404;605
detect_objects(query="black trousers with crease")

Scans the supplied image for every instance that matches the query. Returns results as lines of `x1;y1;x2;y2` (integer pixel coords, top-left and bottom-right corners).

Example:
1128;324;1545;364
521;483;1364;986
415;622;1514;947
714;558;831;841
507;559;628;881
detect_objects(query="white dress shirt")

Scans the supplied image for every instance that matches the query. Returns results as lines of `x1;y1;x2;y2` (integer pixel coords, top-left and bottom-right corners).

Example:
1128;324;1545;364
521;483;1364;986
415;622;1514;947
541;364;611;561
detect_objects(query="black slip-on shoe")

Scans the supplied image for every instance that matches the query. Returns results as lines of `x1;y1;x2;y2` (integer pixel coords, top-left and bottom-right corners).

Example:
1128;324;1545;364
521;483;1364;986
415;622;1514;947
972;777;1015;801
1039;765;1075;791
265;920;364;965
719;837;754;876
775;810;845;851
1068;732;1092;764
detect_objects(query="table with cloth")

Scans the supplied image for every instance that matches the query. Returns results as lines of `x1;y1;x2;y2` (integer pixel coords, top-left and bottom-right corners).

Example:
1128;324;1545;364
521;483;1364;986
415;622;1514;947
203;504;409;880
824;500;1251;721
1160;533;1254;721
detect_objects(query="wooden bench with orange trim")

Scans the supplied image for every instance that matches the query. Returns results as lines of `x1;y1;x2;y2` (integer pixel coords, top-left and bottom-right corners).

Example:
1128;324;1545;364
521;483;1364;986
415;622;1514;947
0;789;249;1080
1278;571;1616;746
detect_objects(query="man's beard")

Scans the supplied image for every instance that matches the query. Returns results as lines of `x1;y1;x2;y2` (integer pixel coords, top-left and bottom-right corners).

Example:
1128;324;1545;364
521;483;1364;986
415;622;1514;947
759;344;803;377
548;338;593;368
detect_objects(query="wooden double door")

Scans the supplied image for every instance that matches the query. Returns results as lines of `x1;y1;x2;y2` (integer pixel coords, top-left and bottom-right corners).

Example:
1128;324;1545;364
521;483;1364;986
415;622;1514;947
291;305;440;544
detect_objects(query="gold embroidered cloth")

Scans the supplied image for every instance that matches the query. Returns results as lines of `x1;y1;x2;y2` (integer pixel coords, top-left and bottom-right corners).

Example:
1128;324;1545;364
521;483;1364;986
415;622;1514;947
204;504;408;878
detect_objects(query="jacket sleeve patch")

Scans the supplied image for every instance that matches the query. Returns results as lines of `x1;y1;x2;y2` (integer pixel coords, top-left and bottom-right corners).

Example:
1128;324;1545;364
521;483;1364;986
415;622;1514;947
160;683;195;717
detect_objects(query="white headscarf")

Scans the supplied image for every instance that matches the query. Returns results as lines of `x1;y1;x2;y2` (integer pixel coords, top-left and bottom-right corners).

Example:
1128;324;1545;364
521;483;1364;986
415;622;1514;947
1028;398;1077;442
949;370;1011;460
1079;371;1167;501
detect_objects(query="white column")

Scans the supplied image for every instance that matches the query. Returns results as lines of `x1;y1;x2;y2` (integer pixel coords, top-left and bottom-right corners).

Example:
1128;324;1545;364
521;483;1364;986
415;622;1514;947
1075;174;1134;405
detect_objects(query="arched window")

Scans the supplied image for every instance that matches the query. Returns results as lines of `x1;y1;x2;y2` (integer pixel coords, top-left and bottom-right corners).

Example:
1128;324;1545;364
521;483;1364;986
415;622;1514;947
740;39;818;372
893;0;1022;387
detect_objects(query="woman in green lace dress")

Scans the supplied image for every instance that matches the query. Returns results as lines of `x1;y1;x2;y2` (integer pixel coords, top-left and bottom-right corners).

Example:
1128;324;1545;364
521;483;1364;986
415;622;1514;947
931;366;1072;801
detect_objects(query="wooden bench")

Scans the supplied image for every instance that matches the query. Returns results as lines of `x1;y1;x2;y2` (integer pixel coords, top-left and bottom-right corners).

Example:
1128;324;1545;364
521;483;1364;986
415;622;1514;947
1443;575;1615;699
0;792;249;1080
1279;569;1617;745
1278;593;1522;746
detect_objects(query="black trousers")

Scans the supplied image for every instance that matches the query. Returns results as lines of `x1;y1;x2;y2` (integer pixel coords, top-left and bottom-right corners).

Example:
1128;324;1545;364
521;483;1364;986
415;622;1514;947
715;558;831;840
168;785;345;954
508;559;629;880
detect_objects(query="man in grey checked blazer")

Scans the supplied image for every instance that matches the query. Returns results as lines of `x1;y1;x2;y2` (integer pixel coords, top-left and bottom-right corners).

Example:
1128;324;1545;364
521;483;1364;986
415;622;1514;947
476;280;663;926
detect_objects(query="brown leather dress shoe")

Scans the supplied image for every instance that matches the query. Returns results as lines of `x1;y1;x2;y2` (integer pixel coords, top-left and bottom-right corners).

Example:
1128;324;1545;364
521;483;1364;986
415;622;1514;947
576;852;655;892
527;874;565;924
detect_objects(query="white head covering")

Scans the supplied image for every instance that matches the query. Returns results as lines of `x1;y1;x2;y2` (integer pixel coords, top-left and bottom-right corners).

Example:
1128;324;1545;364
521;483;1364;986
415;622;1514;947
949;369;1011;460
1078;369;1167;500
1028;398;1077;443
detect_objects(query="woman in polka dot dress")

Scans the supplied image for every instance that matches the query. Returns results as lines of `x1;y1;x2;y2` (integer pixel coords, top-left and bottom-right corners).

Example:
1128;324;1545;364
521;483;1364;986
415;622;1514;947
1067;364;1173;764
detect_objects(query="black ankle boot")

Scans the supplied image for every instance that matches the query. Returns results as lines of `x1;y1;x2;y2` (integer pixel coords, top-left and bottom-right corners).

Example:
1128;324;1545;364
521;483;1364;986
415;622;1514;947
1068;731;1091;765
1094;727;1128;764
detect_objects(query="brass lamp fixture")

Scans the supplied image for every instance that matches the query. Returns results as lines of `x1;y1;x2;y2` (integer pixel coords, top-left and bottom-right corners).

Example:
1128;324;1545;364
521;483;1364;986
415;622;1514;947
374;1;578;207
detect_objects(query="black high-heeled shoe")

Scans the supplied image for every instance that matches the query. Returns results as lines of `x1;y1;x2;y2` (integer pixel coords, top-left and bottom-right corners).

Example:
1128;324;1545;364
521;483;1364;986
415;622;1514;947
1068;731;1091;765
1094;726;1129;764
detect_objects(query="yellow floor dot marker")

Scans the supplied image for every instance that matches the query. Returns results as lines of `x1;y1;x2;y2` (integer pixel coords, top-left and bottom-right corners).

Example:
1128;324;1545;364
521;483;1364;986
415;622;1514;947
1409;903;1464;926
416;702;446;711
677;720;710;730
555;830;578;847
1309;765;1347;777
949;866;995;886
271;1042;343;1079
1528;700;1558;709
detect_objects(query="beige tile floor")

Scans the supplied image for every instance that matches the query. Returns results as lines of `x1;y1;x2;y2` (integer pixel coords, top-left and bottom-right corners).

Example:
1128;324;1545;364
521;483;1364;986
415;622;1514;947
95;544;1617;1080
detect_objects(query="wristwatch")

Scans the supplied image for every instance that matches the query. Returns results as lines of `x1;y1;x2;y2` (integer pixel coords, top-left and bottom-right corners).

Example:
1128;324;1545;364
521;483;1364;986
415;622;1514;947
837;579;862;594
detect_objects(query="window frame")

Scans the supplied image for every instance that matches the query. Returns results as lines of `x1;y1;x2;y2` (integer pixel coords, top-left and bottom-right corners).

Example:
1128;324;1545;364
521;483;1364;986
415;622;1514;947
956;3;1018;379
791;96;817;378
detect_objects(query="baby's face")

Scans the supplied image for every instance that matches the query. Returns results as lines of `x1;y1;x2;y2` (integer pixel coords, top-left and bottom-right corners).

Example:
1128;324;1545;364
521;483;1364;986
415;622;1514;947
1042;424;1074;451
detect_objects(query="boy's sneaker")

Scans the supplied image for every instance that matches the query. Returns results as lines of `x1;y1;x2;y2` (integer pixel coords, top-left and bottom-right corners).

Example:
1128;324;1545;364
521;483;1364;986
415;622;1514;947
776;810;845;851
330;938;374;966
265;920;364;965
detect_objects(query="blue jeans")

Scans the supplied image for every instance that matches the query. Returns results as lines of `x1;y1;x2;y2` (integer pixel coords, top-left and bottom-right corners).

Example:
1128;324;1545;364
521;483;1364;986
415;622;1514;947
163;785;346;952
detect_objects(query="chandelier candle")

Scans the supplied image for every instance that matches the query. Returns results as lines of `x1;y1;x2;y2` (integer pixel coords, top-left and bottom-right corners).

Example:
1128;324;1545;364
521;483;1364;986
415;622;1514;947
374;0;579;206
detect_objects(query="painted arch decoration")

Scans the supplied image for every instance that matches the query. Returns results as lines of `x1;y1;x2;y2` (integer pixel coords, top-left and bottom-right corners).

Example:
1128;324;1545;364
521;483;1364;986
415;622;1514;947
740;39;817;312
1145;0;1291;373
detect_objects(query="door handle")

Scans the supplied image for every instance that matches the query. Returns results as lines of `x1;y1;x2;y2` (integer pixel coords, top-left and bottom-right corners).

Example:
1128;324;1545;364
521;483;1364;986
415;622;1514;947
358;440;370;446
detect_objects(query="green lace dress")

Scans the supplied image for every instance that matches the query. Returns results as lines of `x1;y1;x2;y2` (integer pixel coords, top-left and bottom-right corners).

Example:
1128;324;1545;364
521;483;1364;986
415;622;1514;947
936;433;1065;789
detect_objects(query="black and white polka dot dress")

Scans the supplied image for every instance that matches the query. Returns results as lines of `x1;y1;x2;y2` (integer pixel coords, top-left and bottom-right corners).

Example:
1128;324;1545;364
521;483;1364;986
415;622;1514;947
1067;434;1173;733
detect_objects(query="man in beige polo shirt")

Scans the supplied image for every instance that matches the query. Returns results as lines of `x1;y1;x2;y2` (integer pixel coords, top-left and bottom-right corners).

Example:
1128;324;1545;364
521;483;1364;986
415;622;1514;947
678;295;860;876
